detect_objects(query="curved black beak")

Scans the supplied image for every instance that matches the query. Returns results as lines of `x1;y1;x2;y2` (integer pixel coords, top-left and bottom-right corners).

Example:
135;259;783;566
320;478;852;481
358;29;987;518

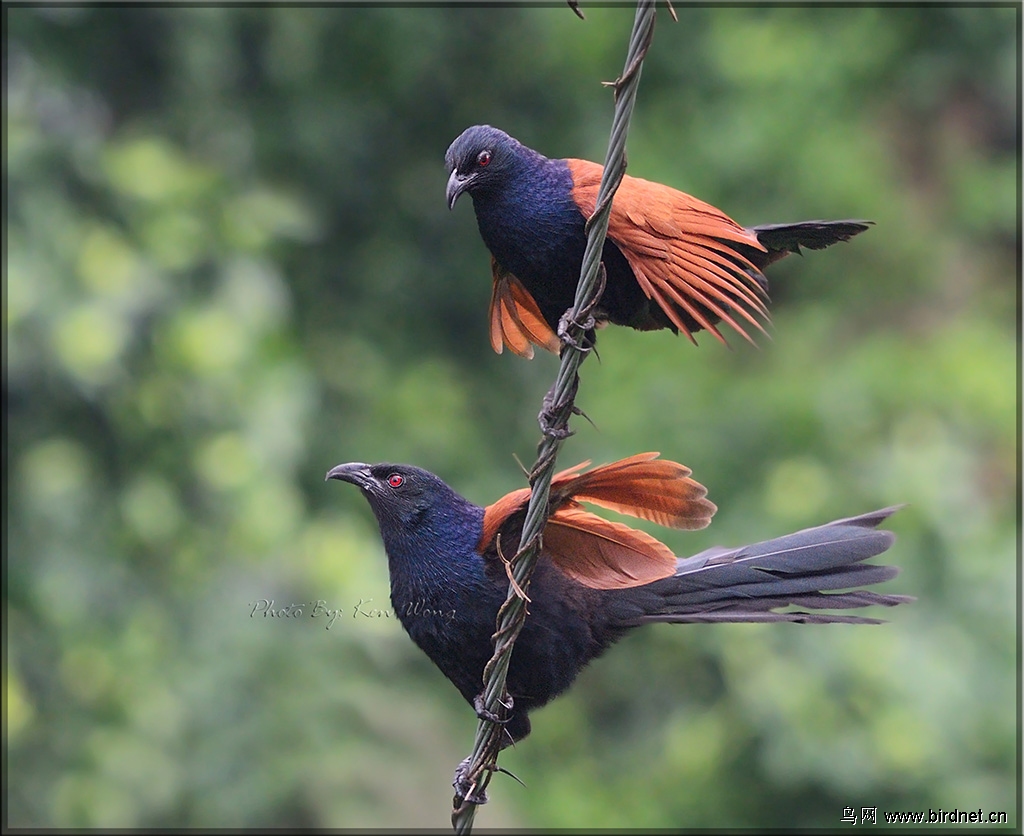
446;169;472;210
325;462;373;487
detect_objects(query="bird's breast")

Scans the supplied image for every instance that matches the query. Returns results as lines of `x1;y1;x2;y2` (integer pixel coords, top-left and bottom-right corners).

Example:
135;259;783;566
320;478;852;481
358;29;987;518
473;163;586;307
390;570;504;705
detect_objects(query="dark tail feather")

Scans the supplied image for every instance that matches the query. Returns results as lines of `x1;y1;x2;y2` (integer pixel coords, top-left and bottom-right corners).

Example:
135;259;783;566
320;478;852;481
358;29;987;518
613;506;912;626
750;219;873;265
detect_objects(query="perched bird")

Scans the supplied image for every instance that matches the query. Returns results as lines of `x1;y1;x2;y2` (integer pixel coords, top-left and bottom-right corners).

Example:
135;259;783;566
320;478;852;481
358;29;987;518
327;452;908;799
445;125;872;357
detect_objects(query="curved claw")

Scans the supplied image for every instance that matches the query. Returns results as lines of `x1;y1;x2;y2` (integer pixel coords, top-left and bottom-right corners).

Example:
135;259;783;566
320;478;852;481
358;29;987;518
538;417;576;441
557;309;596;354
555;261;606;355
538;375;582;439
453;755;489;806
473;692;514;725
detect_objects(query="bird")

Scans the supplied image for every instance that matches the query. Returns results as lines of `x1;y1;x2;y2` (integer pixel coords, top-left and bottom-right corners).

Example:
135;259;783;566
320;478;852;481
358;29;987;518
445;125;872;358
326;452;909;801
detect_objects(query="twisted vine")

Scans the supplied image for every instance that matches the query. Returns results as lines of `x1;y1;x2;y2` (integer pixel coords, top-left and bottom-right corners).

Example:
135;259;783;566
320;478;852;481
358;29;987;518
451;2;660;830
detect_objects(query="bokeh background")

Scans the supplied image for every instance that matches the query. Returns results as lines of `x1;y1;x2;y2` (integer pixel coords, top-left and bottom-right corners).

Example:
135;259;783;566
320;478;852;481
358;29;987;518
6;4;1019;829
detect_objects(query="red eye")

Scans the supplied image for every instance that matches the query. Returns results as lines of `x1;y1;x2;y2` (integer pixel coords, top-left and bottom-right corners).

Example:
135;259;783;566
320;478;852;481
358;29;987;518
387;473;404;488
477;150;491;167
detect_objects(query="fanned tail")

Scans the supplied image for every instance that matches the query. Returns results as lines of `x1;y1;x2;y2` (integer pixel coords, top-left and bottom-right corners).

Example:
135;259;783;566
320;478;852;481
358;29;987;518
611;506;912;626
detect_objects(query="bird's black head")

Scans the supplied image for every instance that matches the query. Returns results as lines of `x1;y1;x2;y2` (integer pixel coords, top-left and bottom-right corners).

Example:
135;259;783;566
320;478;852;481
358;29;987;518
444;124;522;210
326;460;483;535
326;462;440;526
326;460;486;574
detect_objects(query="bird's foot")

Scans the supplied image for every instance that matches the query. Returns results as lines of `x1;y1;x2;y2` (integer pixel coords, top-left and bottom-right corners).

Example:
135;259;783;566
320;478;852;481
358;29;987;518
474;692;514;724
557;309;596;354
452;756;488;806
538;397;576;440
556;262;606;354
452;755;527;809
538;375;582;440
538;413;575;440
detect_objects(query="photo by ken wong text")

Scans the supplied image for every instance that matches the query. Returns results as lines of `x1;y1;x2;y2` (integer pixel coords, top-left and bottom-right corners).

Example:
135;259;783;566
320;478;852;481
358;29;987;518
248;598;456;629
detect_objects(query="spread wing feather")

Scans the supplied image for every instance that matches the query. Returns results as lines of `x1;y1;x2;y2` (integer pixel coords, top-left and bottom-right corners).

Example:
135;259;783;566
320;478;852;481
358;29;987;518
551;452;716;530
480;453;716;588
543;506;678;589
567;158;770;345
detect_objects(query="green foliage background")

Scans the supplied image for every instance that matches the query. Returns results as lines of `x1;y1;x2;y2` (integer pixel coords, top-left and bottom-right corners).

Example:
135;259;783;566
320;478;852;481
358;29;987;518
6;5;1018;829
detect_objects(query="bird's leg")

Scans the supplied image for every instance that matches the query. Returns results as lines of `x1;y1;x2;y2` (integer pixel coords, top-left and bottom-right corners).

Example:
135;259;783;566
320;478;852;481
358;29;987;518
556;261;607;353
452;697;512;808
452;712;524;809
453;755;489;806
540;264;606;437
538;374;579;440
556;310;594;353
473;692;514;725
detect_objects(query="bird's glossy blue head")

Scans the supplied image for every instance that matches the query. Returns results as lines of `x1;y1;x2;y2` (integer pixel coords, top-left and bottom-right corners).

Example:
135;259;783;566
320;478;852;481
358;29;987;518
445;125;526;210
327;462;446;525
326;461;484;553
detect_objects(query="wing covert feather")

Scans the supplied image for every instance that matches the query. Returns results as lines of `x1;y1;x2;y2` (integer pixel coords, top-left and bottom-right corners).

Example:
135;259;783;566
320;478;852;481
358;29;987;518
567;158;769;345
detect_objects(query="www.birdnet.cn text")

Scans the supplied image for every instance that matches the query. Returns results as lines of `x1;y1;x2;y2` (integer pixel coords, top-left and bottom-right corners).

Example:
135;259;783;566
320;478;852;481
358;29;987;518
842;806;1009;825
